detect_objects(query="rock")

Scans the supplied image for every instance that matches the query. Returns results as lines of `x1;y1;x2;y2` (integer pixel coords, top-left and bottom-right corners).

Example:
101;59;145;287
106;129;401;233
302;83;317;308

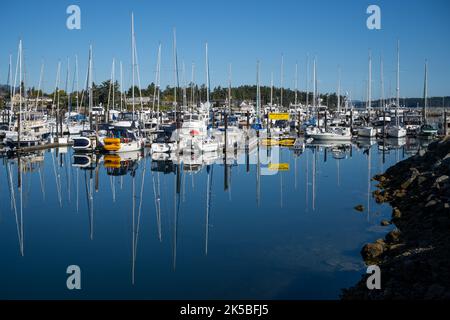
392;208;401;219
354;204;364;212
344;137;450;300
374;174;386;182
435;175;449;184
386;229;401;243
401;173;418;189
361;242;385;262
417;176;427;185
373;190;387;203
425;200;437;208
393;189;406;198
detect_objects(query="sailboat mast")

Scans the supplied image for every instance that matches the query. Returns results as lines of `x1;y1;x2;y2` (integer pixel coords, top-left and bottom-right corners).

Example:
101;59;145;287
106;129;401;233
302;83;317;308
18;40;22;146
88;46;93;130
156;45;161;125
66;57;71;117
337;66;341;113
75;54;79;113
35;61;44;111
152;43;161;113
173;28;179;108
380;56;384;110
131;13;135;116
120;61;123;112
313;57;316;109
270;72;273;107
280;54;284;108
294;62;298;106
8;54;13;99
228;63;232;113
190;62;195;109
396;40;400;125
368;50;372;112
112;58;115;112
423;60;428;124
182;60;187;107
256;60;260;119
396;40;400;109
205;43;210;106
306;55;309;115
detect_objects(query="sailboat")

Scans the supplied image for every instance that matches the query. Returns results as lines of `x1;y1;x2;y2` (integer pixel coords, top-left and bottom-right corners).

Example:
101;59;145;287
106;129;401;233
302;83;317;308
419;60;438;138
102;13;144;153
6;39;41;150
306;59;352;142
192;43;219;154
387;41;407;138
357;51;377;138
73;46;106;152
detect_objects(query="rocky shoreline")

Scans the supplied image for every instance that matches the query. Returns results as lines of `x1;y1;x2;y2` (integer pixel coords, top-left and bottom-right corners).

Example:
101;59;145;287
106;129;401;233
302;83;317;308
342;137;450;300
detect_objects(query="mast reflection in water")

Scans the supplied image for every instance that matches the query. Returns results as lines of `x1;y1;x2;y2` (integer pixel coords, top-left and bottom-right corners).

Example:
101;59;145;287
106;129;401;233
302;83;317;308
0;138;425;299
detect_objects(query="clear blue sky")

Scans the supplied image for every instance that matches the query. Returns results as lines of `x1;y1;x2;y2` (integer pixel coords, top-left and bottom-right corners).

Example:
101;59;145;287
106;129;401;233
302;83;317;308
1;0;449;100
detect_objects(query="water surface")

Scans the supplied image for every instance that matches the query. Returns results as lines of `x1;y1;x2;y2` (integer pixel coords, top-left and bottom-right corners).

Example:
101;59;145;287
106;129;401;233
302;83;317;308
0;138;423;299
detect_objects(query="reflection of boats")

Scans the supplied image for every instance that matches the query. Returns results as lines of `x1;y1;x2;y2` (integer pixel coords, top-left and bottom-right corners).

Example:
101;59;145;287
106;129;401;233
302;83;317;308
377;138;406;151
331;145;351;160
309;127;352;141
104;151;142;176
73;153;100;170
262;137;295;147
151;159;176;174
293;138;305;152
355;137;377;149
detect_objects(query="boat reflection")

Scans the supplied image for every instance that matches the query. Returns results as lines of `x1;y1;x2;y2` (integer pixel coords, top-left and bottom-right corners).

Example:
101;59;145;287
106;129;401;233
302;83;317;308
0;136;425;287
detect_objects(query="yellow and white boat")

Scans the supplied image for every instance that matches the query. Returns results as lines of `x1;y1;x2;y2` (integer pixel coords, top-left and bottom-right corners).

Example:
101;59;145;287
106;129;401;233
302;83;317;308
102;127;144;153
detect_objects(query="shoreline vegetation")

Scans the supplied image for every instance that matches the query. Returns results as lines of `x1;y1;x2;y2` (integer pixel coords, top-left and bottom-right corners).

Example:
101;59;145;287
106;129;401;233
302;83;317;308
0;83;449;112
342;136;450;299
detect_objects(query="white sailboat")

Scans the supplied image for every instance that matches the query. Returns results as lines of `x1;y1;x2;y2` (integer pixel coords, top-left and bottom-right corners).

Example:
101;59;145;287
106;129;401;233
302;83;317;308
102;13;144;153
192;42;219;154
419;60;438;137
358;52;377;138
387;41;407;138
6;39;41;149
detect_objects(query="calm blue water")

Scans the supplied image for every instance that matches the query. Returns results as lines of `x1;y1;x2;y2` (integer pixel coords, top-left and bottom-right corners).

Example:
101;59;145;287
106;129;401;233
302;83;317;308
0;138;422;299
